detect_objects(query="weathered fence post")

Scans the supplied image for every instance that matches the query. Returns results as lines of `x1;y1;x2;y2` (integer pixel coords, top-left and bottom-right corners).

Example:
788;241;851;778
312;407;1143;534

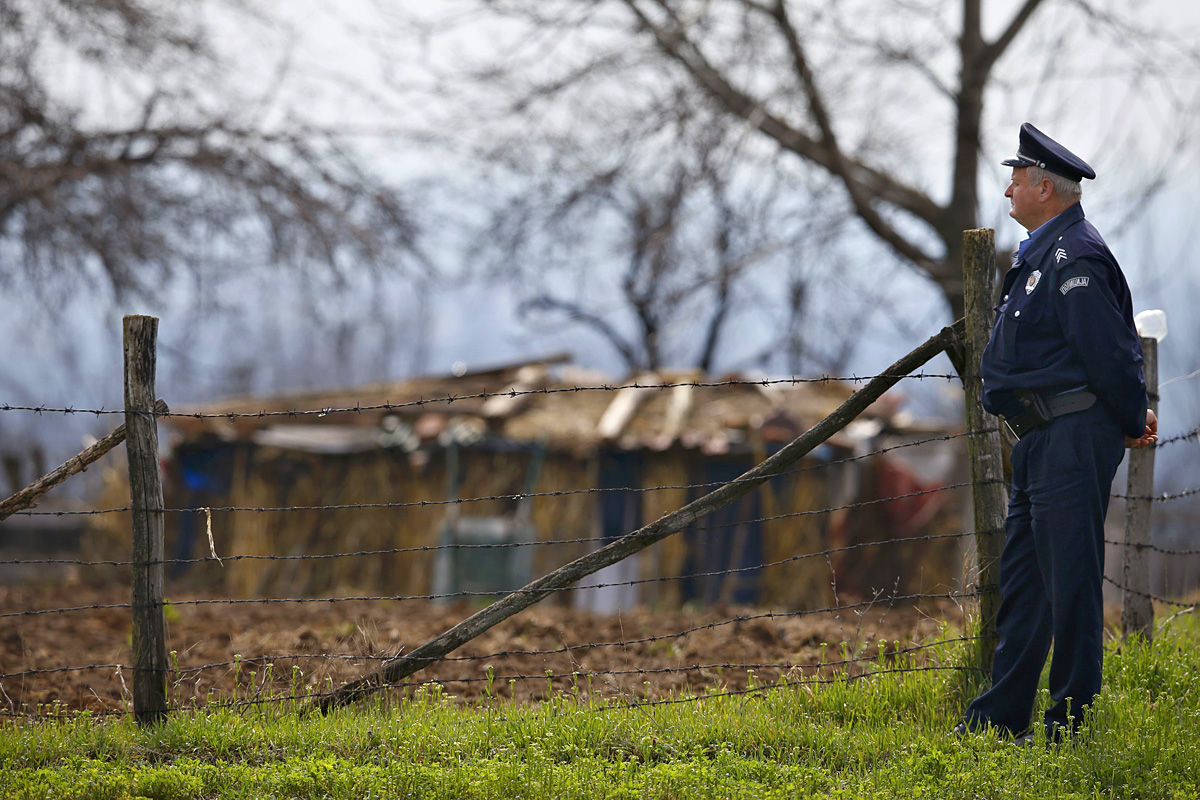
1122;334;1158;640
961;229;1008;678
124;315;168;726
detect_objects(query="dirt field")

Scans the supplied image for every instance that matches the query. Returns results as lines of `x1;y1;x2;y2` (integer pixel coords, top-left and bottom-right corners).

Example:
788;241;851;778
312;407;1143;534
0;581;967;715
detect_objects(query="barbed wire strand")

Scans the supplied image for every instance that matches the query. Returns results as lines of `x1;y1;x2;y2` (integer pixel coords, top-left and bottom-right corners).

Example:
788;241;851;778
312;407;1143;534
597;665;984;714
7;488;1195;572
0;644;981;720
1;480;988;569
1103;538;1200;557
4;592;986;704
1111;485;1200;503
14;437;1195;525
0;528;987;617
1153;424;1200;447
0;373;966;419
0;636;981;684
1102;576;1200;608
0;664;983;720
19;475;1192;522
12;428;992;519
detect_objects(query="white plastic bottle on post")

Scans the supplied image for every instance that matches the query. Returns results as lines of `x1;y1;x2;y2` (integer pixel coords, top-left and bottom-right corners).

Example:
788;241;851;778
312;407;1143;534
1134;309;1167;342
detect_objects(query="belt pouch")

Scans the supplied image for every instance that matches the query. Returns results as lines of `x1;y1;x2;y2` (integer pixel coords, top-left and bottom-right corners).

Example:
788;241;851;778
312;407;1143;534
1014;389;1054;426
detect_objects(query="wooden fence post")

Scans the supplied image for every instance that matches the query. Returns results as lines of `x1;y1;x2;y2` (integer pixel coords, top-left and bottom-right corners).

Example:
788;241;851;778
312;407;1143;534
124;315;168;726
961;229;1008;678
1122;335;1158;640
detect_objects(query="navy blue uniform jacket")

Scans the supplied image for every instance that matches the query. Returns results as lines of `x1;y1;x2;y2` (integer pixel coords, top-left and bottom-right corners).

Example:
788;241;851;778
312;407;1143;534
981;203;1147;439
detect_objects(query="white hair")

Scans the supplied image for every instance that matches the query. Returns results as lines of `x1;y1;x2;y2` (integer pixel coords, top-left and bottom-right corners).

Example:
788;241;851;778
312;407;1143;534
1027;165;1082;203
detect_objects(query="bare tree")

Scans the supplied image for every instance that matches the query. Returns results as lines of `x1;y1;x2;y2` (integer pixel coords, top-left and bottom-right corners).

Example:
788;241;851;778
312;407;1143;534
0;0;422;299
383;0;1199;369
0;0;439;481
478;98;871;373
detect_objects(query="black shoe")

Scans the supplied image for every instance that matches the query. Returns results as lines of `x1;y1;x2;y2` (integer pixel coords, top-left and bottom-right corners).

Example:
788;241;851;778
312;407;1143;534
1013;730;1035;748
1044;722;1075;746
954;720;1034;744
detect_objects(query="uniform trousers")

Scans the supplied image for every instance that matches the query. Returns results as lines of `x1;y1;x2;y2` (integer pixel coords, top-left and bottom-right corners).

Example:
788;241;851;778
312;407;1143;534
965;403;1125;736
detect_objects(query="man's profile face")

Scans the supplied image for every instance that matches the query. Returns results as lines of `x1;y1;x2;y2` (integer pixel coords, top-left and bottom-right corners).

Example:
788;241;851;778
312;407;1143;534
1004;167;1042;231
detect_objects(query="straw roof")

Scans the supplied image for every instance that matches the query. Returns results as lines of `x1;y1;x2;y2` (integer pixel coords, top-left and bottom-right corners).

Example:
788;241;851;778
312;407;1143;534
165;355;915;456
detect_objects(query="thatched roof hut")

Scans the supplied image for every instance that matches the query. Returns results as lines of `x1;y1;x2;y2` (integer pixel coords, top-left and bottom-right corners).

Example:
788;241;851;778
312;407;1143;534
91;356;966;610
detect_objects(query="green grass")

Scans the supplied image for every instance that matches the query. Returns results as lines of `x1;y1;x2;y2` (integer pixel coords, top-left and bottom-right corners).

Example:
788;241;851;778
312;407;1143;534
2;615;1199;799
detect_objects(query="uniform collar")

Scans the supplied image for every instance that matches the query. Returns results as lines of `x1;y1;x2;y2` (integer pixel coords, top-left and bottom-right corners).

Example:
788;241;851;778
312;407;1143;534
1020;203;1085;269
1015;221;1049;262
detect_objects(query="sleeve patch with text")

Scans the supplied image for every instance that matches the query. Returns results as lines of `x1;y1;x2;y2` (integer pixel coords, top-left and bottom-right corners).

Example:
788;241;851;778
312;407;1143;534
1059;276;1089;295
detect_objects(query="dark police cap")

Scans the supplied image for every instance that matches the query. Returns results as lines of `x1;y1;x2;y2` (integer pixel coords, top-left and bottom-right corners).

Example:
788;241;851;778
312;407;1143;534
1002;122;1096;182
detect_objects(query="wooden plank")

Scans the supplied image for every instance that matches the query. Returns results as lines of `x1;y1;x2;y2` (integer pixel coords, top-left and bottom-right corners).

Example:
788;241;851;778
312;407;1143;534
652;383;694;450
316;320;963;712
1122;336;1158;640
124;315;168;726
480;364;549;418
961;228;1008;678
0;399;168;521
597;373;658;441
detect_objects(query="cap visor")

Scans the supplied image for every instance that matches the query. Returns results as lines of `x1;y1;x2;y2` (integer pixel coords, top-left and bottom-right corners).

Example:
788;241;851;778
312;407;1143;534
1001;156;1037;168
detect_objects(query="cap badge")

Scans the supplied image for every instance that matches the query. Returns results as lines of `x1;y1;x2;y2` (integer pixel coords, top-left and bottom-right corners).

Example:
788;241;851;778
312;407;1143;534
1026;270;1042;295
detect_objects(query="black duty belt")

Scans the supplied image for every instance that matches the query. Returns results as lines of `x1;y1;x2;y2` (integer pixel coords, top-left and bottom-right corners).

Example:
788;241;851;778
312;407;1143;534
1001;388;1097;440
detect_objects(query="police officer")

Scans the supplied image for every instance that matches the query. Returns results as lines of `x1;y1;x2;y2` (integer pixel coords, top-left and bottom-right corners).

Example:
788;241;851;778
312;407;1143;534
957;123;1158;743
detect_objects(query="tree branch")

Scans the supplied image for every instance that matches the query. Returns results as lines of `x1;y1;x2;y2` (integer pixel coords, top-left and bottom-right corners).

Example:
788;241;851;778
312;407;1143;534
696;184;736;373
520;295;643;370
766;0;941;273
0;4;422;298
622;0;943;271
980;0;1047;73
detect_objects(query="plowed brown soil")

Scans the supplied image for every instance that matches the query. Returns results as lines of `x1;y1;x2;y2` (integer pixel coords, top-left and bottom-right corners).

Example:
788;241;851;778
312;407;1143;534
0;582;966;715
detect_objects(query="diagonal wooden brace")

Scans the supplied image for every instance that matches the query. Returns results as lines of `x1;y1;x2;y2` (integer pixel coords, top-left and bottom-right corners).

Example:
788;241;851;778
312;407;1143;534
316;322;964;712
0;398;169;522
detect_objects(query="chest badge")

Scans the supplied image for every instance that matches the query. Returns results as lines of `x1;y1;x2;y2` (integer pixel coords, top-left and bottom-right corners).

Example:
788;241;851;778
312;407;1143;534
1025;269;1042;295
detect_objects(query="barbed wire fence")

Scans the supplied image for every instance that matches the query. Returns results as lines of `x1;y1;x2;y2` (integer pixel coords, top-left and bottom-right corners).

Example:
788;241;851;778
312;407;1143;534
0;475;991;721
1;265;1198;723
